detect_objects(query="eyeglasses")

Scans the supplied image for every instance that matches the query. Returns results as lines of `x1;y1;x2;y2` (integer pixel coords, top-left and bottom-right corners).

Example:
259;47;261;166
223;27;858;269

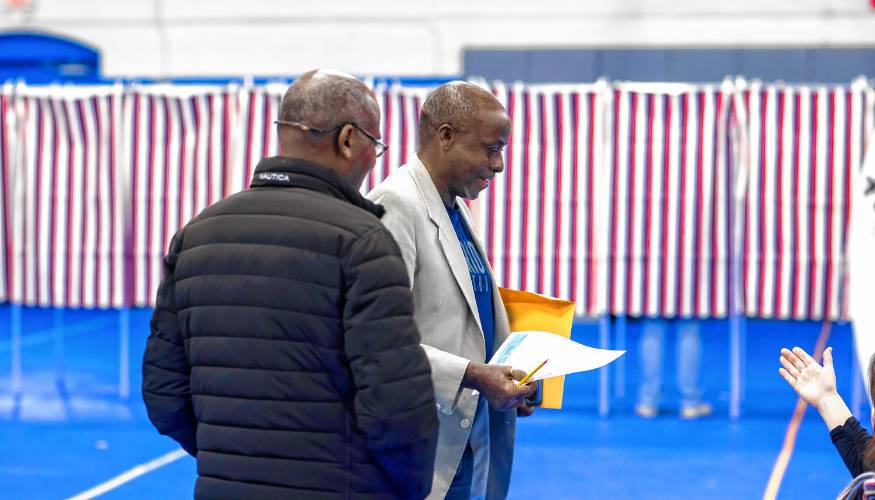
275;119;387;158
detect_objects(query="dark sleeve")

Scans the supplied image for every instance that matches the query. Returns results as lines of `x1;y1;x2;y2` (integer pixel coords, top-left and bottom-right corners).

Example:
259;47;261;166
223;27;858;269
342;226;439;500
142;231;198;456
830;416;873;477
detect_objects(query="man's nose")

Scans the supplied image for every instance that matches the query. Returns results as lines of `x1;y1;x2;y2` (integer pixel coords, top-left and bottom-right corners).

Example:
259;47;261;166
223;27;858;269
490;152;505;173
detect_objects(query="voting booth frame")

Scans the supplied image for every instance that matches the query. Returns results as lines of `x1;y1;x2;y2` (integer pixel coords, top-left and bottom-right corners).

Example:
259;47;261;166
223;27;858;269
1;77;874;420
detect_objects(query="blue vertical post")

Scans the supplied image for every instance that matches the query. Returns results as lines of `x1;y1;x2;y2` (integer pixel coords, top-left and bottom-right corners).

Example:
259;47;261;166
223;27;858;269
599;315;611;417
53;308;65;391
614;315;626;402
11;304;21;398
119;308;130;400
727;98;745;421
740;316;747;404
729;314;743;421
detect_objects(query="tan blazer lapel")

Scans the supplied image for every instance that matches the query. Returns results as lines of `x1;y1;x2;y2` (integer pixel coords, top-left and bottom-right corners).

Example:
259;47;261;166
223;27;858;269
409;159;483;334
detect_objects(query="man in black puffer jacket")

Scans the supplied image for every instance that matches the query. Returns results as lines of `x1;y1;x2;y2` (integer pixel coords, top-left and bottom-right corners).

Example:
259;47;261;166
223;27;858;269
142;69;438;499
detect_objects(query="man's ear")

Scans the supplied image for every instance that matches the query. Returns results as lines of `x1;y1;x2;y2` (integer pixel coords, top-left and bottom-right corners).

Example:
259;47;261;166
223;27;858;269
438;123;455;151
336;124;355;160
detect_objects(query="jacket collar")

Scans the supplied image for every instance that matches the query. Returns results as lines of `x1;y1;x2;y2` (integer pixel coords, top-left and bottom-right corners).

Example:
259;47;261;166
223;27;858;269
407;156;458;229
250;156;384;218
408;156;484;333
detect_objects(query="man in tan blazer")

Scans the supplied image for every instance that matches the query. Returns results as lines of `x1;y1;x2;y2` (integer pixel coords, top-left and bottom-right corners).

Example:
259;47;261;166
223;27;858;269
368;82;536;500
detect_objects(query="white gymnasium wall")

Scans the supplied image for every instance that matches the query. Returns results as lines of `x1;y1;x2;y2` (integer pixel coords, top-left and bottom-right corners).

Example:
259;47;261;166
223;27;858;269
2;0;875;77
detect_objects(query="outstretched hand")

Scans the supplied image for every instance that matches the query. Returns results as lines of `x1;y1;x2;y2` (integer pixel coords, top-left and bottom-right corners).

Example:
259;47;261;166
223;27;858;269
778;346;837;408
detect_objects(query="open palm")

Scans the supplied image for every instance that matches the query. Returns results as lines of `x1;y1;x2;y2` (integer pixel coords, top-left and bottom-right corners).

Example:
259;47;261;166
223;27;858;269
778;346;836;407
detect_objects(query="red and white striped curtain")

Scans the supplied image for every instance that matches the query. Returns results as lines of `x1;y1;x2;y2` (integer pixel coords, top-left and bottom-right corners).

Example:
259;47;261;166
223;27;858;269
5;85;126;308
125;86;251;306
602;83;738;319
737;81;875;320
476;83;605;317
0;79;873;319
361;84;430;193
125;83;429;305
0;85;12;304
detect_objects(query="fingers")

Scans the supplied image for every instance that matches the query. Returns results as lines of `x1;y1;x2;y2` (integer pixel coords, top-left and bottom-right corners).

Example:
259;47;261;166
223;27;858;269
823;346;834;371
792;346;817;366
517;381;537;398
502;381;536;407
510;368;527;381
778;367;798;391
510;382;536;408
781;347;807;372
779;352;801;378
483;366;539;411
517;403;535;417
497;394;529;412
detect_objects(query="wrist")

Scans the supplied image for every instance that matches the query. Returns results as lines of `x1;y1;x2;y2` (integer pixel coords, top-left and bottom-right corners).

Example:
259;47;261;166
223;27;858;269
815;391;843;412
462;362;485;391
814;391;853;431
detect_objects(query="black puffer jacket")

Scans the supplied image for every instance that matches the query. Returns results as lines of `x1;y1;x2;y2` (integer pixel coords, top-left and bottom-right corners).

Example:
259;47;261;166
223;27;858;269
142;156;438;499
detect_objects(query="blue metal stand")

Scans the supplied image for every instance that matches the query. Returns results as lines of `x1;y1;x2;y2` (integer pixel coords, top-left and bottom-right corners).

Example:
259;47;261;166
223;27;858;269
599;315;611;417
53;308;65;392
11;304;21;399
119;308;130;400
614;315;626;403
729;314;745;421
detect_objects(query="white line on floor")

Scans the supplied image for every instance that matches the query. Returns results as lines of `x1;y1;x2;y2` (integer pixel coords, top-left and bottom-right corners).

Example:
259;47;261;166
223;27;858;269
65;449;188;500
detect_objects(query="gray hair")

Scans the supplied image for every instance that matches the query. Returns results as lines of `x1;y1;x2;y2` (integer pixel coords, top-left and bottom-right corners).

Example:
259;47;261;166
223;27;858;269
417;81;497;148
279;71;378;130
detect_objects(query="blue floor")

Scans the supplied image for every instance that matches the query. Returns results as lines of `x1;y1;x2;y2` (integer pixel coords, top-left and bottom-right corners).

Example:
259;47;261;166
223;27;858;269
0;305;864;499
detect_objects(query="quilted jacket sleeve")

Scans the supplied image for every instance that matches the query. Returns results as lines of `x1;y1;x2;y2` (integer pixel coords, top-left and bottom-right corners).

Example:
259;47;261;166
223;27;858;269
342;226;439;499
142;231;198;456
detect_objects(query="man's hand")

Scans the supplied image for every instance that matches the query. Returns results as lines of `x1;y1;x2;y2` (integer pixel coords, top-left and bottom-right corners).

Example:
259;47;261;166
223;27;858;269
517;401;535;417
462;362;537;411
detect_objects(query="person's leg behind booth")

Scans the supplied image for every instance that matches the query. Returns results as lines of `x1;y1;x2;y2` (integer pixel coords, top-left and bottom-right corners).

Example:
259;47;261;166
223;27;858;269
636;318;667;418
676;319;712;419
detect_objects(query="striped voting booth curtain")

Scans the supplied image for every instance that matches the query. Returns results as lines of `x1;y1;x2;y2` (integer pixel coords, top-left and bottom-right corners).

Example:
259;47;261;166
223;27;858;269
125;84;429;306
126;86;251;306
239;85;284;191
0;79;873;318
360;84;430;193
738;82;875;320
477;83;605;317
602;83;738;319
0;87;10;304
3;85;127;308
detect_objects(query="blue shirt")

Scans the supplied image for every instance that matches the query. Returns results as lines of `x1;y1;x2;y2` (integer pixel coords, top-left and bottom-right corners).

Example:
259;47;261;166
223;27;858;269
447;204;495;359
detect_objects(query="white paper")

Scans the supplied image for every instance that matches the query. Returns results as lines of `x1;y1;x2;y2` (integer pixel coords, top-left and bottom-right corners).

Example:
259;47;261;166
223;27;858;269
488;330;625;381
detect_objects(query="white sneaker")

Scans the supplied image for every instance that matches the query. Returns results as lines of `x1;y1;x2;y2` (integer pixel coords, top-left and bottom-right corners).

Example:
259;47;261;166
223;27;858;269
635;404;658;418
680;403;712;420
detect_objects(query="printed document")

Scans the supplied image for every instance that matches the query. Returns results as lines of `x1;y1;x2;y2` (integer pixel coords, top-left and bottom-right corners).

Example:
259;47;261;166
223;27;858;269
488;330;625;381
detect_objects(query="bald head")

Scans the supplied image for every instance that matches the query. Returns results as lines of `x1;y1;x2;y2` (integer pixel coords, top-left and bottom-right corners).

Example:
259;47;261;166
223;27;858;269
279;69;379;131
276;69;382;188
417;81;504;149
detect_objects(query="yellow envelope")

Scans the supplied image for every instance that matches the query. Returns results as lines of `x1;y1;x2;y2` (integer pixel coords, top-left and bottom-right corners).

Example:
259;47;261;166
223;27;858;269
498;287;575;409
